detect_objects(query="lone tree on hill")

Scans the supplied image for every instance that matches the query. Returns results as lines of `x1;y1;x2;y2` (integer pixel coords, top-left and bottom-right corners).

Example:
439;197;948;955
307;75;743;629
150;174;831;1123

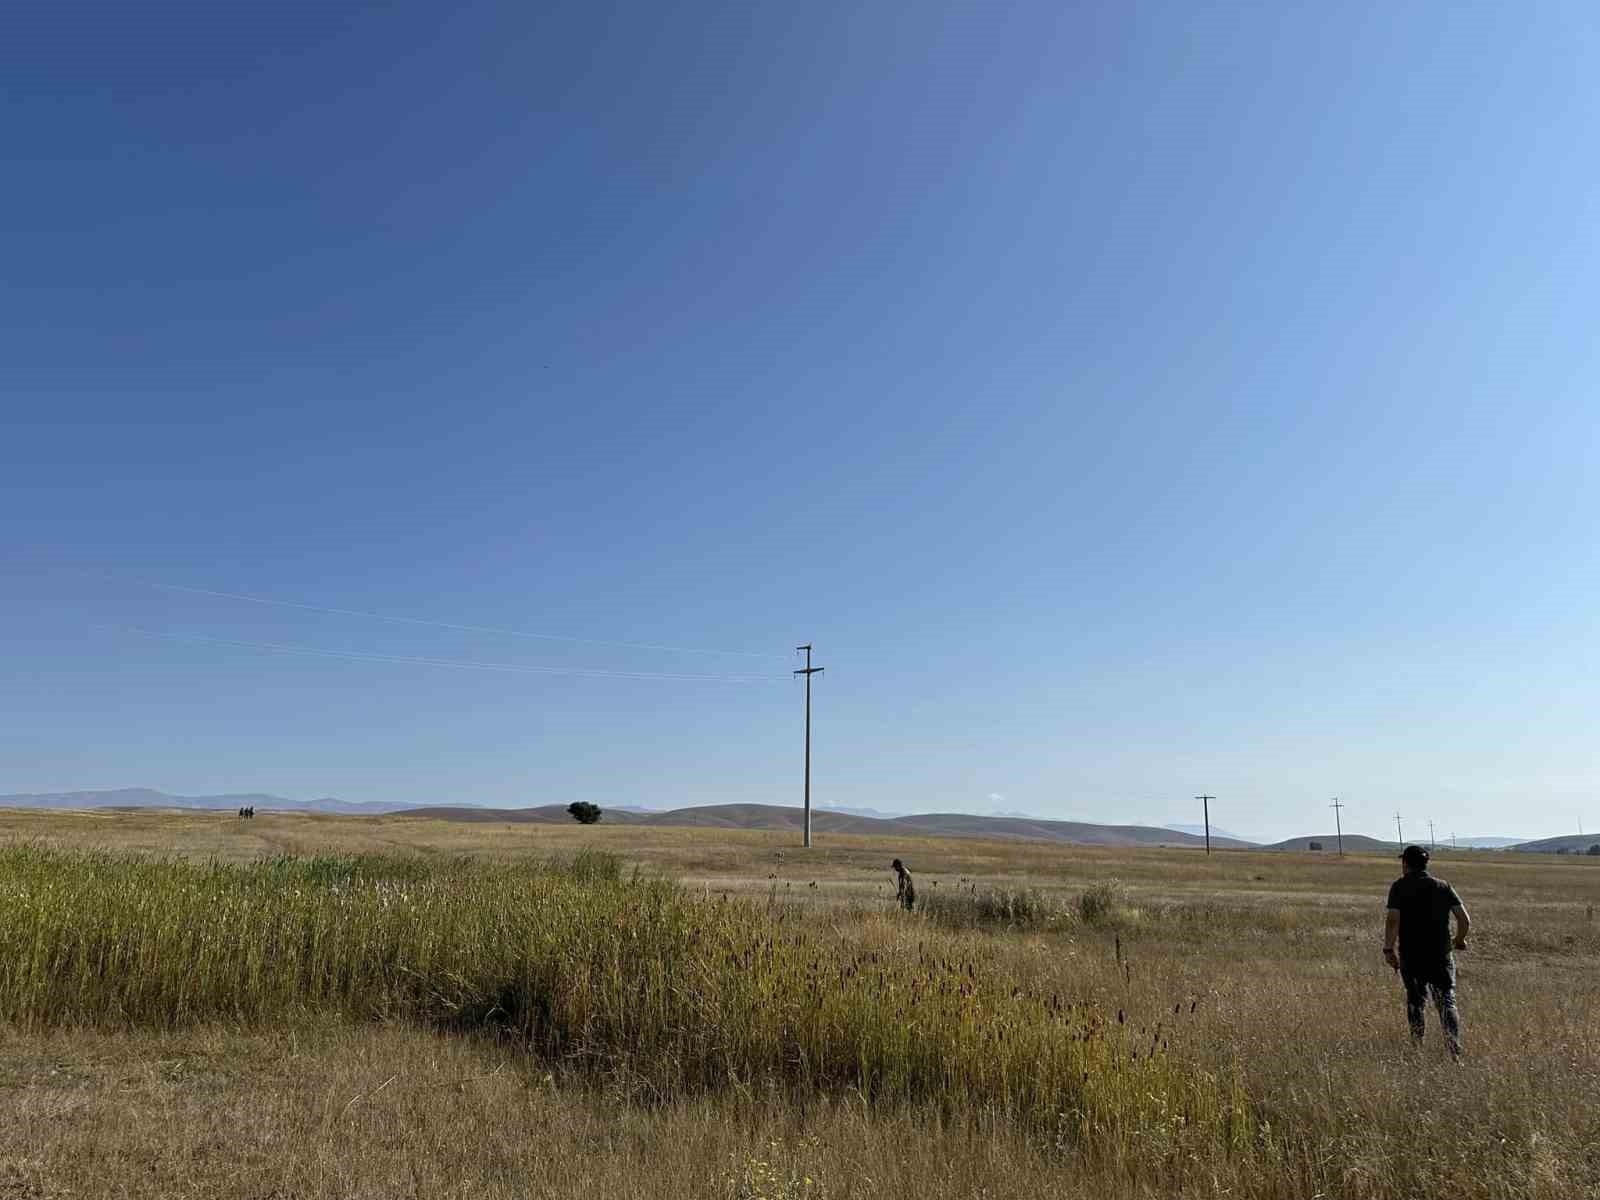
567;801;602;825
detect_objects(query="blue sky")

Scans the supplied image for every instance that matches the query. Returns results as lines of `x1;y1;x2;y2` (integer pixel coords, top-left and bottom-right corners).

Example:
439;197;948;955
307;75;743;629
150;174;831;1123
4;1;1597;841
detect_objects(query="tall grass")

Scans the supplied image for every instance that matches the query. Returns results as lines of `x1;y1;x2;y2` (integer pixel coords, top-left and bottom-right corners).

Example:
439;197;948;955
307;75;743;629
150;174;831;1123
917;881;1070;931
0;844;1253;1176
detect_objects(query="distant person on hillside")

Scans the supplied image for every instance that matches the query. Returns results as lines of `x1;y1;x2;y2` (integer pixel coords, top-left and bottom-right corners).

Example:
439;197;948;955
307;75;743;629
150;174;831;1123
1384;845;1471;1058
891;858;915;911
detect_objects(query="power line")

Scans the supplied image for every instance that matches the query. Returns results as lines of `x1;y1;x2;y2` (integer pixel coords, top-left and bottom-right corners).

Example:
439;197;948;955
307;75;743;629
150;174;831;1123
100;574;789;662
103;625;784;683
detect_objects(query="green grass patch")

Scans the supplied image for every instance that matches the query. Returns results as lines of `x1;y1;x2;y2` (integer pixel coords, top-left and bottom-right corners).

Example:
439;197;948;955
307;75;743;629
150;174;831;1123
917;882;1071;932
0;844;1256;1172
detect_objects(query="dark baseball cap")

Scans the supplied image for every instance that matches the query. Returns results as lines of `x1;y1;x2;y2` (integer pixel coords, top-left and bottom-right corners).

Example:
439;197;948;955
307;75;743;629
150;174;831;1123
1400;844;1429;868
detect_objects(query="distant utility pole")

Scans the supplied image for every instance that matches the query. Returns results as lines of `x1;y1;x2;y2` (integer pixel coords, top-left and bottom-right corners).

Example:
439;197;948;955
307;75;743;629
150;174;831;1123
1330;798;1345;858
794;644;825;848
1395;811;1404;847
1428;818;1436;849
1195;795;1216;855
1452;831;1458;850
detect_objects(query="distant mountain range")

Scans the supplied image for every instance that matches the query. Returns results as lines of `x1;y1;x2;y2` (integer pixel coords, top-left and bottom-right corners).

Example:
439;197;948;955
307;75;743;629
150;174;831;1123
393;802;1256;848
1164;827;1536;852
1259;833;1563;853
0;788;426;815
0;790;1579;853
818;804;915;819
1505;833;1600;855
0;790;1244;849
1263;833;1397;853
1165;823;1256;843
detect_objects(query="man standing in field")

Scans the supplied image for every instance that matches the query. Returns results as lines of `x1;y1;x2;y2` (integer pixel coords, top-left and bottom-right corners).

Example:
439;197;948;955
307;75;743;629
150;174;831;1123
1384;845;1471;1057
891;858;915;911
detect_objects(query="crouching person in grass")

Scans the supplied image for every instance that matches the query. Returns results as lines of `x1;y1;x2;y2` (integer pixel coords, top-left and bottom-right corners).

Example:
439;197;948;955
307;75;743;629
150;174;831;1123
891;858;915;912
1384;844;1472;1058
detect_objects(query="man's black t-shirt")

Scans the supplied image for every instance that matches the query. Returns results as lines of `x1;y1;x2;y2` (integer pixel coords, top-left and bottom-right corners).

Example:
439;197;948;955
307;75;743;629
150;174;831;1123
1386;871;1462;966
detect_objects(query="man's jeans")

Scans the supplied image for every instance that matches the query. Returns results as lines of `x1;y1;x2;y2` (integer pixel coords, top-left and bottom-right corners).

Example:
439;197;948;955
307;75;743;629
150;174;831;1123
1401;956;1461;1055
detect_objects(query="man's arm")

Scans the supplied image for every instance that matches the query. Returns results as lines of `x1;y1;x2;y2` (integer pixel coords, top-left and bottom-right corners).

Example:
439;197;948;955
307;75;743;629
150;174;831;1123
1383;909;1401;969
1451;903;1471;950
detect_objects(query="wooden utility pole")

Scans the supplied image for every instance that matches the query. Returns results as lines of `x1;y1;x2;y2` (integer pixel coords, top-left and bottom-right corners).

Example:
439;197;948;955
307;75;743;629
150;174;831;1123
1395;811;1404;847
1195;795;1216;855
1428;818;1436;849
794;644;824;848
1330;797;1345;858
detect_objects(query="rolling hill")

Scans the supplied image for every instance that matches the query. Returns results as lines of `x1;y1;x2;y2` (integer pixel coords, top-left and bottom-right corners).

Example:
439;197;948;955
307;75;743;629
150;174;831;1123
1263;833;1398;853
395;802;1254;848
1507;834;1600;855
1165;823;1256;843
0;790;1254;847
1264;834;1549;854
0;788;424;815
11;790;1556;855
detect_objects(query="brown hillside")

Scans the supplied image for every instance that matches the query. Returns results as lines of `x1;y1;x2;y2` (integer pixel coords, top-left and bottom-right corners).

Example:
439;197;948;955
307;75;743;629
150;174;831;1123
397;803;1249;848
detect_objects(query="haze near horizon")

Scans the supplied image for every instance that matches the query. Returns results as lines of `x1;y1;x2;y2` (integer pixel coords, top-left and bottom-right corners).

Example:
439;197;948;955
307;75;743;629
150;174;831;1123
5;2;1598;843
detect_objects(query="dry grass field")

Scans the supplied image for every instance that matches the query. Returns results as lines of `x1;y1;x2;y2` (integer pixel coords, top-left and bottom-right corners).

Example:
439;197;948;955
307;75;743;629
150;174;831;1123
2;808;1597;1199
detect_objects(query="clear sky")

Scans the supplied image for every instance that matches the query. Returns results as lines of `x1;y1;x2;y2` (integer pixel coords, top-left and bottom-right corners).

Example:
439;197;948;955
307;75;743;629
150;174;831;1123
5;2;1597;841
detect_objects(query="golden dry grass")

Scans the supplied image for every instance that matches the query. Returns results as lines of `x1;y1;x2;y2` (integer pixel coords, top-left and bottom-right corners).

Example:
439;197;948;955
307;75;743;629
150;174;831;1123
0;1023;1114;1200
2;807;1598;1199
